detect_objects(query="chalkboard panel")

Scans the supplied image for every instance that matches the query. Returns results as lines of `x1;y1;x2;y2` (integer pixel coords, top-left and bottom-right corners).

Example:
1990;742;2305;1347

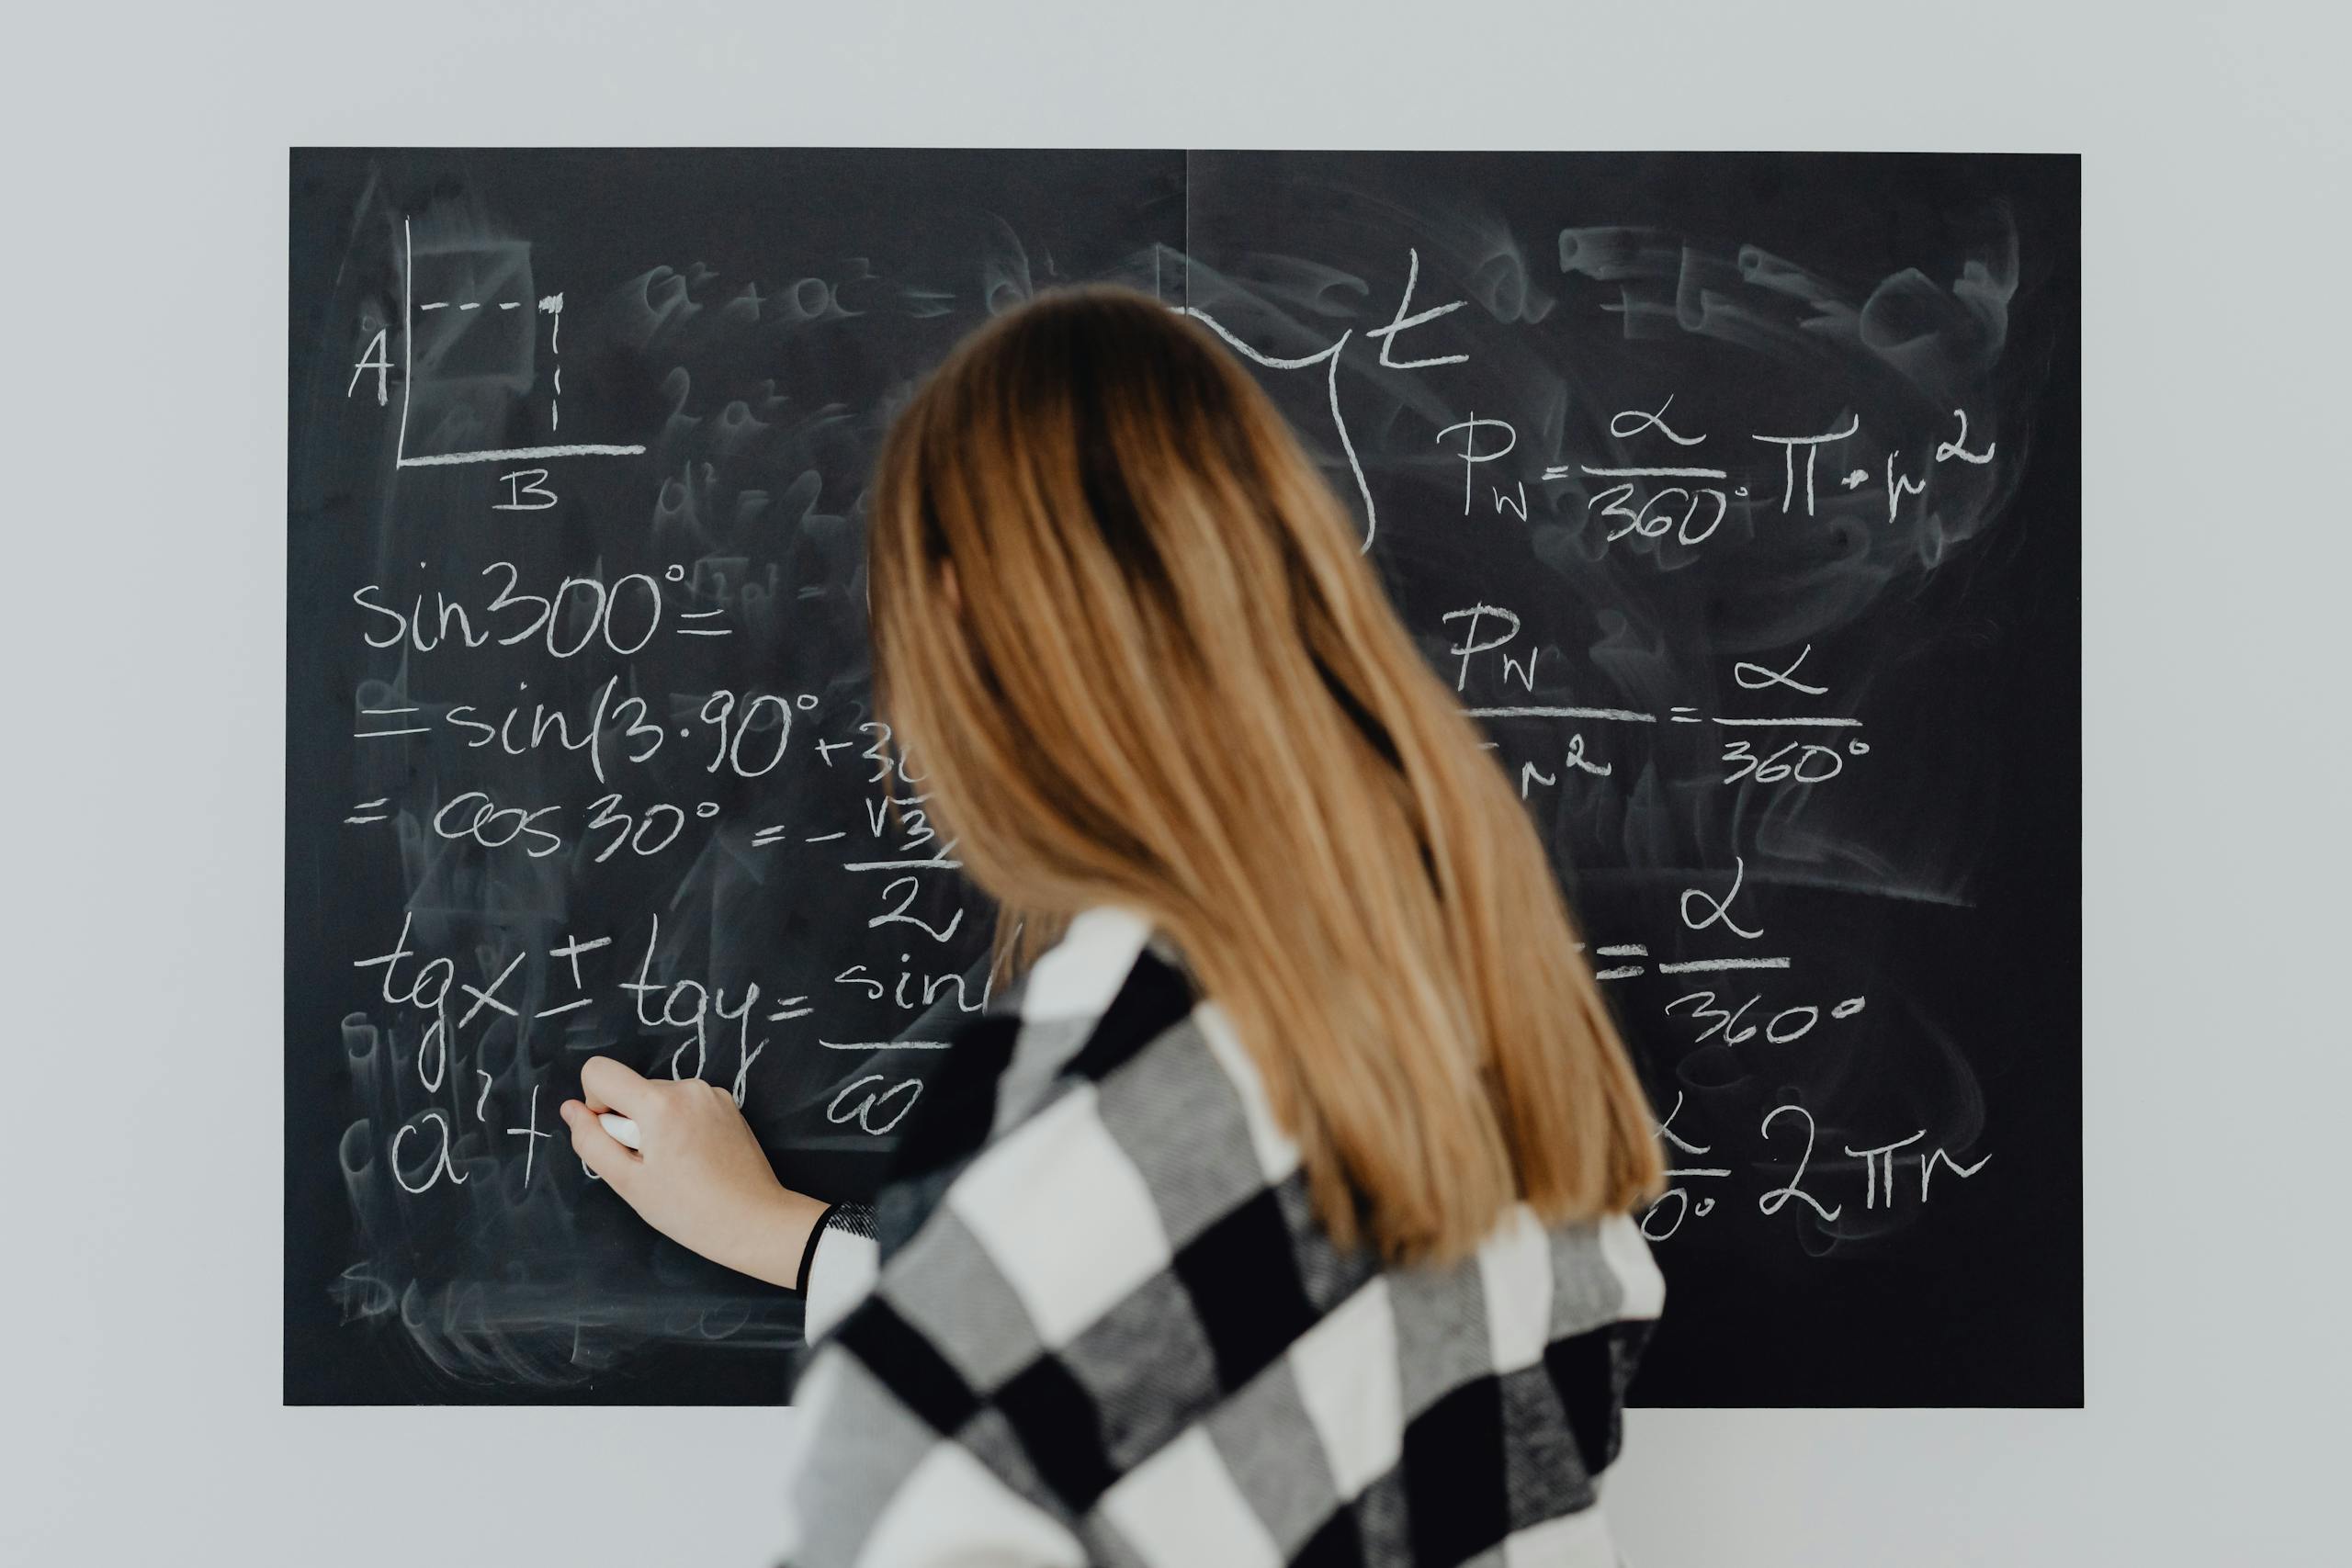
287;148;2078;1406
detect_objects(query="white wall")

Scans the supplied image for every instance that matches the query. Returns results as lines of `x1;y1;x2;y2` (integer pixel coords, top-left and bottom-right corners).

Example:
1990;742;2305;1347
6;4;2346;1563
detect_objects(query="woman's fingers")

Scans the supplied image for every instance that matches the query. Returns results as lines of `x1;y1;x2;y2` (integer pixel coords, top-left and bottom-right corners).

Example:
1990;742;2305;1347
555;1068;817;1287
579;1055;655;1117
560;1098;641;1190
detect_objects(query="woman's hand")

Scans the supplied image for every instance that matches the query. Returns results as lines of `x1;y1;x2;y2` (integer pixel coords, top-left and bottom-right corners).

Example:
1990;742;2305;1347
560;1057;828;1290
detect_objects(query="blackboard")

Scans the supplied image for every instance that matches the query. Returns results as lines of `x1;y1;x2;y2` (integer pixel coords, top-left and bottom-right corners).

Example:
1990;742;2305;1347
287;148;2079;1407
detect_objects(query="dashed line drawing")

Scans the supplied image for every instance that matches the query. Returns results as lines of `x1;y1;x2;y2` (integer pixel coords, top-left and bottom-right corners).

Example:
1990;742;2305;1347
395;219;642;469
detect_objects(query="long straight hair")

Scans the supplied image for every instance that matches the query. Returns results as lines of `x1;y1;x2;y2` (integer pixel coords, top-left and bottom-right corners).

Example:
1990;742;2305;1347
865;282;1664;1263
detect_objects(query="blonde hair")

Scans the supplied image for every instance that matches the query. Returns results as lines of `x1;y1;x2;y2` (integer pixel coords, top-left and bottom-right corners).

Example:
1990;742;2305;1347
865;283;1663;1263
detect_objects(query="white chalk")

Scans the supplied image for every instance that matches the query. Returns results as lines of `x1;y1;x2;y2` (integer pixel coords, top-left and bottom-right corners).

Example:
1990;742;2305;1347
599;1113;643;1151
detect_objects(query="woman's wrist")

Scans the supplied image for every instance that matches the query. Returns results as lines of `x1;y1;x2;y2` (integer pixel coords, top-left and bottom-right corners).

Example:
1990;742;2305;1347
729;1185;831;1290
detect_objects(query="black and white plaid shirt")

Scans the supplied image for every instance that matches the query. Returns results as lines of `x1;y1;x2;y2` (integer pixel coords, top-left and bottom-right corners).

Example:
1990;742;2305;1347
779;905;1664;1567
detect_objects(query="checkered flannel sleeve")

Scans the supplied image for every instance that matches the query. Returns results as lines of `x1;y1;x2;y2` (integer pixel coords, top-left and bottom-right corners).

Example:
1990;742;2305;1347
775;908;1664;1566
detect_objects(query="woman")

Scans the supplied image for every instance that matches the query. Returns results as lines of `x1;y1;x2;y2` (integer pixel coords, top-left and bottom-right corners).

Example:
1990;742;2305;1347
559;283;1668;1566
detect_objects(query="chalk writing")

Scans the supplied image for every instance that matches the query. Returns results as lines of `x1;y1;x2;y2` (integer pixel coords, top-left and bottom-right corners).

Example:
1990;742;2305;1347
288;148;2076;1408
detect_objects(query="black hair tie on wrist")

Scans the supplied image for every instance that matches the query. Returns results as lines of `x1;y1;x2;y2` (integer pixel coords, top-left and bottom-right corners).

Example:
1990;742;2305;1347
795;1203;838;1293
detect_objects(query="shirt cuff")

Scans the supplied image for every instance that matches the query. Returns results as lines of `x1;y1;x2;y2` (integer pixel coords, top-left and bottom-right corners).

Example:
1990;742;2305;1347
800;1202;880;1342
